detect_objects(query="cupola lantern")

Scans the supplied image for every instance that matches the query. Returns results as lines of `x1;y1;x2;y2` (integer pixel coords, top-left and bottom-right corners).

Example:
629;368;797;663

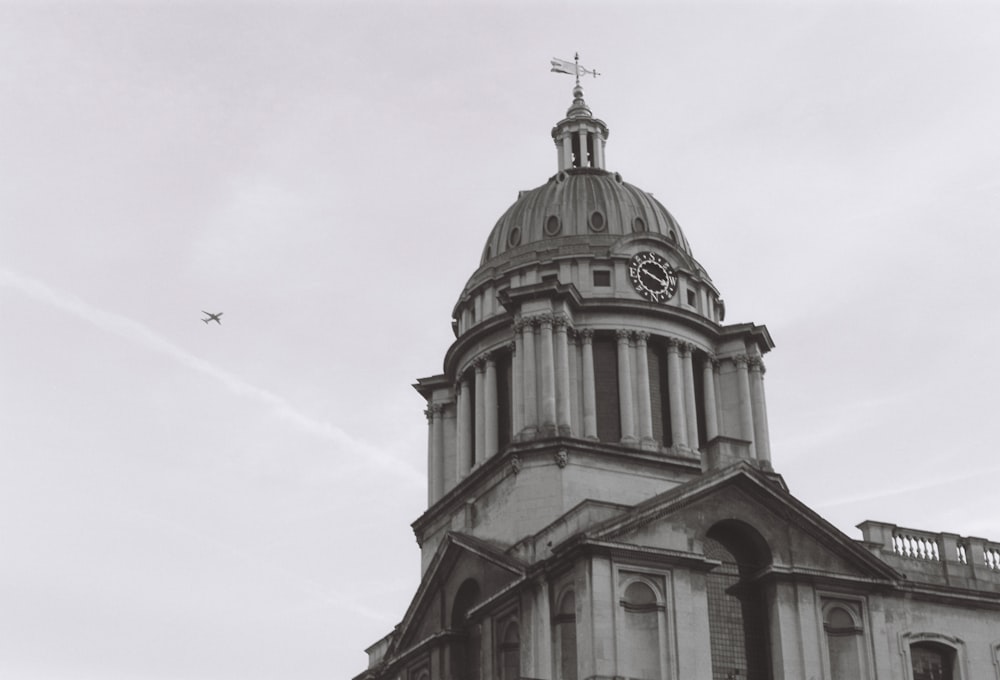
551;85;609;171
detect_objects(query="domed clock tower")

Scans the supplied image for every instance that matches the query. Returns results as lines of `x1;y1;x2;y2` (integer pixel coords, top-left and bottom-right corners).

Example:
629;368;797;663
354;84;1000;680
411;83;775;571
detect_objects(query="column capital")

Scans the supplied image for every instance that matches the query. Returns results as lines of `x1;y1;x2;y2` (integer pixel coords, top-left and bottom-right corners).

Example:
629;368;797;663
733;354;750;369
507;340;516;354
632;330;650;344
552;313;571;331
536;312;554;329
473;354;489;371
578;327;594;342
679;341;694;357
749;357;766;374
615;328;631;342
666;336;681;352
513;318;526;333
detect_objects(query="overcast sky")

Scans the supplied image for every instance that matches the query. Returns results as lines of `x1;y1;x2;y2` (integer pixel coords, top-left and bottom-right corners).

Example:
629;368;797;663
2;1;999;678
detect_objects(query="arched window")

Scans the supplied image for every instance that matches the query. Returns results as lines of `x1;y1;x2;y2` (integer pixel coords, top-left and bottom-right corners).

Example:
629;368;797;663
620;579;663;680
450;580;481;680
704;521;772;680
910;641;955;680
822;601;869;680
553;589;577;680
498;620;520;680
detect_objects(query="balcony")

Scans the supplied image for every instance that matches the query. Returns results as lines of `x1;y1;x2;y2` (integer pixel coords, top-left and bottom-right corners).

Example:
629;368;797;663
858;520;1000;592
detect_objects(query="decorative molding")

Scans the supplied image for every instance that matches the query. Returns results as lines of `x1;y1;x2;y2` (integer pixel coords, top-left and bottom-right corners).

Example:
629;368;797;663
554;449;569;468
510;455;522;476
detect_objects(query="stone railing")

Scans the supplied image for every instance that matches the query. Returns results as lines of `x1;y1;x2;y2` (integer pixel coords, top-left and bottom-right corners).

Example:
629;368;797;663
857;521;1000;591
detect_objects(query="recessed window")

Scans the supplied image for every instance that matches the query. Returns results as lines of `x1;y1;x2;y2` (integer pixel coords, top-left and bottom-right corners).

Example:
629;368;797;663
507;226;521;247
632;216;646;232
593;270;611;287
687;290;696;307
669;230;677;243
588;210;606;232
545;215;562;236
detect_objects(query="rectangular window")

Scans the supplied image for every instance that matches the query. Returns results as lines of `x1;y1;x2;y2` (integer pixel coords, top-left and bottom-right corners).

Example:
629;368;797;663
592;335;621;443
593;270;611;287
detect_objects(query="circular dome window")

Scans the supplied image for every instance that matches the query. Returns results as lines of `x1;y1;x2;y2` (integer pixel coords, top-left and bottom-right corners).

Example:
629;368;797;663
544;215;561;236
632;216;646;233
508;226;522;247
588;210;606;232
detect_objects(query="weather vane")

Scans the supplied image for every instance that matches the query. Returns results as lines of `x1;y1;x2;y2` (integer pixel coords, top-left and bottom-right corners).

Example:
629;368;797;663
550;52;600;85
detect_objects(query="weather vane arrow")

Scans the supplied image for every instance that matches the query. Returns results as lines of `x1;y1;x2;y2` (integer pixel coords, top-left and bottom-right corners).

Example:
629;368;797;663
550;52;600;85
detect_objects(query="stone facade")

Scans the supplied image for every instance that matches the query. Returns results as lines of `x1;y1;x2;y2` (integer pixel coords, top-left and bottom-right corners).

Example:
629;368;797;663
354;86;1000;680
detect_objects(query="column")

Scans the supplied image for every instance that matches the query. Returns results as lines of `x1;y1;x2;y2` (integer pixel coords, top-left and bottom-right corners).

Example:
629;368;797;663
426;404;445;505
561;135;573;170
539;314;557;434
666;339;688;448
457;377;472;479
425;407;435;505
578;130;588;167
734;355;756;459
484;353;498;458
511;332;523;439
702;355;719;442
616;329;637;443
633;331;654;444
431;404;445;499
580;329;598;439
554;315;572;436
594;135;605;168
748;357;771;464
522;319;538;437
681;344;700;451
474;357;486;465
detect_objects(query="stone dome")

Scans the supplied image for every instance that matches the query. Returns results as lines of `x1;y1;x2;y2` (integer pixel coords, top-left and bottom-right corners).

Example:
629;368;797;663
479;167;692;267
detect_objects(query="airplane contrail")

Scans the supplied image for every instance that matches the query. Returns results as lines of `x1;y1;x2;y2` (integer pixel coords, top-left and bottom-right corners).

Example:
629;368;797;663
0;267;423;486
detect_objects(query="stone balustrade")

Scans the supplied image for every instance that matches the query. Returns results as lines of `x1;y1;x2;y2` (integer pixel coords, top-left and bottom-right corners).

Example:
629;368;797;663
857;520;1000;591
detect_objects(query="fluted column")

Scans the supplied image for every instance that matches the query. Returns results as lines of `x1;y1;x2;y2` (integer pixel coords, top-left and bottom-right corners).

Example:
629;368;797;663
702;356;719;442
474;357;486;465
579;329;598;438
734;355;756;458
681;343;700;451
539;314;557;434
748;357;771;464
484;353;498;458
616;330;637;443
457;377;472;479
426;404;444;504
511;334;523;438
554;315;572;436
425;407;435;505
521;319;538;437
666;339;688;448
633;331;654;444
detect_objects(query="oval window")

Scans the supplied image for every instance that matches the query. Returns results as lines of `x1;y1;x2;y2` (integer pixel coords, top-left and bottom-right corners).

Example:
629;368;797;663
508;226;522;247
632;216;646;232
589;210;606;232
545;215;561;236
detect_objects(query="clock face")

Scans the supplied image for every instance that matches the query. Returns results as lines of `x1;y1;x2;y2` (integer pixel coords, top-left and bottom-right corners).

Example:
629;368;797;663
628;251;678;303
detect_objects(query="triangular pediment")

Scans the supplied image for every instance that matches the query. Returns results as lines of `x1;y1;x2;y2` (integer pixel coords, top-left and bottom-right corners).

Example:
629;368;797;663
388;533;526;661
582;462;899;583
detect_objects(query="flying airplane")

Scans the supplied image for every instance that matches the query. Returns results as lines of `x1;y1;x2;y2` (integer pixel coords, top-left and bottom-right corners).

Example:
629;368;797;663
201;311;223;325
